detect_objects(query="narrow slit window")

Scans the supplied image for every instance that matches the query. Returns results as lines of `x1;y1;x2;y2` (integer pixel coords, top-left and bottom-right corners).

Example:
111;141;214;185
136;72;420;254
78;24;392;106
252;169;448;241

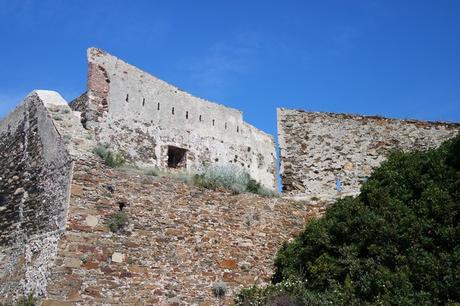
125;94;129;102
172;107;175;115
225;123;227;129
186;111;189;119
199;115;202;122
142;98;145;106
212;119;215;126
157;103;160;110
237;126;239;133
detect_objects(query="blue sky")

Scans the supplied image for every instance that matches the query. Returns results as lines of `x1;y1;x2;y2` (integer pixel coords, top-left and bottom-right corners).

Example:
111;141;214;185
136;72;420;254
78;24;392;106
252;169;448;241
0;0;459;138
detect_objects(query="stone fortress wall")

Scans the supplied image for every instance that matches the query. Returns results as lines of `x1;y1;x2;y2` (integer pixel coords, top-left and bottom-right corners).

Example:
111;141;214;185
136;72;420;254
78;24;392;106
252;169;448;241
278;108;460;199
72;48;277;190
0;89;311;305
0;91;73;301
1;47;460;304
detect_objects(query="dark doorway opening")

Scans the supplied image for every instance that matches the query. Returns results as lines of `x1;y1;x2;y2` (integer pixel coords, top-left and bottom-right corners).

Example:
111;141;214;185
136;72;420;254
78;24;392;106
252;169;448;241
167;146;187;168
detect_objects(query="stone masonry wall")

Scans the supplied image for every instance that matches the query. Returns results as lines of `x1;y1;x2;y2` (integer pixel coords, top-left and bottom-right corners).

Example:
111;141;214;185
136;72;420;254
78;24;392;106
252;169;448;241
0;91;73;303
68;92;88;114
74;48;277;190
43;156;322;305
278;108;460;198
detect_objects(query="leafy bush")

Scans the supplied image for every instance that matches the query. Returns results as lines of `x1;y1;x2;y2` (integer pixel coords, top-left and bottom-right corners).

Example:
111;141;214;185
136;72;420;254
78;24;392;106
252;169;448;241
238;134;460;305
92;144;125;168
236;279;302;305
192;166;277;196
107;212;128;232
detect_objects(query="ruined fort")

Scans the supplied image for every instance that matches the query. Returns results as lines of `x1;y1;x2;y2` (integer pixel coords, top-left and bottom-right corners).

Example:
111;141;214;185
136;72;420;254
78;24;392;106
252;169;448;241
72;48;277;190
0;48;458;305
278;109;460;199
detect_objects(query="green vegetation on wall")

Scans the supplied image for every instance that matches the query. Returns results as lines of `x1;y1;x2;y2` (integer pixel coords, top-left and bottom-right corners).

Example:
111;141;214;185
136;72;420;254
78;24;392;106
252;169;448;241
236;134;460;305
192;166;277;197
92;144;125;168
107;212;128;233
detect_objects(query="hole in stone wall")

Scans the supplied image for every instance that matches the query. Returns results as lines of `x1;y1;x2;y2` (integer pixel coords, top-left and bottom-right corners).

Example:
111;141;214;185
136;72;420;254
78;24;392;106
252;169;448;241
125;94;129;102
157;103;160;110
225;123;227;129
167;146;187;168
106;184;114;193
142;98;145;106
237;126;239;133
212;120;215;126
199;115;202;122
186;111;189;119
0;194;7;206
118;201;126;211
172;107;175;115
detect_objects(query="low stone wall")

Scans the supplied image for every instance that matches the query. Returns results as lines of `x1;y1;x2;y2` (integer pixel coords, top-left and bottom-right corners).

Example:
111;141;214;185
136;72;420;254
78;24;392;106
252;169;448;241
0;91;73;303
278;108;460;198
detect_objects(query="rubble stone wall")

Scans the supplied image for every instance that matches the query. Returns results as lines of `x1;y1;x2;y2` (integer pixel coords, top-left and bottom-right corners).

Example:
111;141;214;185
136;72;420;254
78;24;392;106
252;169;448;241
278;108;460;198
75;48;277;190
0;91;73;303
44;157;320;305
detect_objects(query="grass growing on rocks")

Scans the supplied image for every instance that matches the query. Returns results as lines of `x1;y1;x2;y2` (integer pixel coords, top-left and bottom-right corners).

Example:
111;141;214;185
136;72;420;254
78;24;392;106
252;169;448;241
15;294;38;306
107;212;128;232
91;147;276;197
192;166;277;197
92;144;125;168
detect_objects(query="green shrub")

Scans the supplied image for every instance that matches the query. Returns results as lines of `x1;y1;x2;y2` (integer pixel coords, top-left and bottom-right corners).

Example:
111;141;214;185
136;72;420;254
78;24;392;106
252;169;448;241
238;134;460;305
192;166;277;196
15;294;37;306
255;186;278;197
81;254;89;264
246;177;262;193
107;212;128;232
235;278;349;306
92;144;125;168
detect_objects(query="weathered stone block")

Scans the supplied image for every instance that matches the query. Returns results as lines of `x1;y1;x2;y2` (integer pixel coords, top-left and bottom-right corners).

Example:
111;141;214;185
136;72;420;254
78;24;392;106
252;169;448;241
111;252;124;263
